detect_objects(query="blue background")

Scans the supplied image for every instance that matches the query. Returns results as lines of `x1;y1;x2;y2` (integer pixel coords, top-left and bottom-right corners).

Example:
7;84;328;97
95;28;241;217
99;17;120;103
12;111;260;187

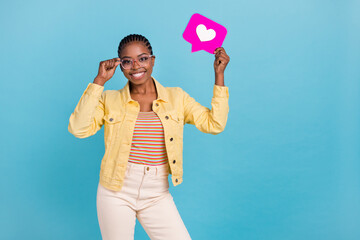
1;0;359;239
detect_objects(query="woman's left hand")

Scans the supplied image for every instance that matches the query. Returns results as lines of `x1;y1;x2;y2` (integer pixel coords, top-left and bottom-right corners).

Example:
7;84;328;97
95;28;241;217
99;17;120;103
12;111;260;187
214;47;230;74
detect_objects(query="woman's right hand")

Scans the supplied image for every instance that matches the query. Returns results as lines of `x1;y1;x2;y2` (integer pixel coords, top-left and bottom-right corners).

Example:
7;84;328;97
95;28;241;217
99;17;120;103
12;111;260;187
93;58;121;86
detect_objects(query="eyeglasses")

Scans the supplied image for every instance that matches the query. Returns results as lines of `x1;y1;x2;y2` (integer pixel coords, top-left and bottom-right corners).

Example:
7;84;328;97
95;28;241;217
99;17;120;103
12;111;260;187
118;54;154;69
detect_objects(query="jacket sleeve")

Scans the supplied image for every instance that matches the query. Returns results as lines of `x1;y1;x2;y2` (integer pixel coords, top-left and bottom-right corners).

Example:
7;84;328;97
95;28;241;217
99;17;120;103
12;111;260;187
68;83;105;138
182;84;229;135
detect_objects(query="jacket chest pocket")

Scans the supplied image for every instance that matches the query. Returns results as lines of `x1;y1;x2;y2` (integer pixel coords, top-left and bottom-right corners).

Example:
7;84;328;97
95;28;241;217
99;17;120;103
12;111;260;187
169;112;184;125
103;114;124;145
168;112;184;138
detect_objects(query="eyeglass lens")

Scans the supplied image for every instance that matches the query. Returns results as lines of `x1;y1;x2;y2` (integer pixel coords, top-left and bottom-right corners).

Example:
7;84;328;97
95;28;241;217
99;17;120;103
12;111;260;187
121;55;152;69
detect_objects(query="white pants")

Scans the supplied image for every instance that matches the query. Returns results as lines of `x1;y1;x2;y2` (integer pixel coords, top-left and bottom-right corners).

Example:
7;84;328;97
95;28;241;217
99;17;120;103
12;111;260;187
96;162;192;240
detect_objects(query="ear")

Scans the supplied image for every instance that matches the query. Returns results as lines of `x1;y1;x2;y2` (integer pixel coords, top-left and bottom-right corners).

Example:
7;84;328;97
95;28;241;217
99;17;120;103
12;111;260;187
151;55;155;67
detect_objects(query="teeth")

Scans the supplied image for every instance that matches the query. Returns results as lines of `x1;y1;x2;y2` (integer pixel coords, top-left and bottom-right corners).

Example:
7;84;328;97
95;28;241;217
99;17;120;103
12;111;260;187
132;72;145;77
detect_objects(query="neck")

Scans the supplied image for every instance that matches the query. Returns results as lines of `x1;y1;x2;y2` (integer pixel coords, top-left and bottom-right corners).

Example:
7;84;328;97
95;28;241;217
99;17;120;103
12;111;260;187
129;77;155;94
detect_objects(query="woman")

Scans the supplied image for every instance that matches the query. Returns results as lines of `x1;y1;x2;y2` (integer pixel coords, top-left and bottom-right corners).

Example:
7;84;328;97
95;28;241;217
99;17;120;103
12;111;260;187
68;34;230;240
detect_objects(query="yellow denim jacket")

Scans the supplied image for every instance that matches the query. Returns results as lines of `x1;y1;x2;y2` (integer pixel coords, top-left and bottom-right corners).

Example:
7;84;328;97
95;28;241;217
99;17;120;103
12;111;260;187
68;77;229;191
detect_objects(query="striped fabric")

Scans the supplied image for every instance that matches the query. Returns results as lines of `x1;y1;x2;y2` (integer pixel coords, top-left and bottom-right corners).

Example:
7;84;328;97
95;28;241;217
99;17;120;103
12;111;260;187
128;111;169;166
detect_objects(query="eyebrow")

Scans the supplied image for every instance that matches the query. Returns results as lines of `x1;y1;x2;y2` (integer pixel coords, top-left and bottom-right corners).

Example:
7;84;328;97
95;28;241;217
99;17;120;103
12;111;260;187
121;53;148;59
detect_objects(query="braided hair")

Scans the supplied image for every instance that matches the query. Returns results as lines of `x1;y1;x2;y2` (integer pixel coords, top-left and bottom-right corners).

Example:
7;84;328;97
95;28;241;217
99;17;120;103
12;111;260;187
117;34;153;57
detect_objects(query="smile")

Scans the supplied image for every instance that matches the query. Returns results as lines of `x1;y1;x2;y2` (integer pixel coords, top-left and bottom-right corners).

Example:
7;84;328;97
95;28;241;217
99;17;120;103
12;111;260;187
130;71;146;80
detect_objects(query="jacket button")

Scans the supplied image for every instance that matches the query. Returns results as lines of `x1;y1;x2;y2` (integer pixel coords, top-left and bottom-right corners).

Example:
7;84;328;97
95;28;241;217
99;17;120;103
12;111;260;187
155;103;159;106
173;160;176;164
109;118;113;122
170;137;173;141
165;116;169;120
175;178;178;182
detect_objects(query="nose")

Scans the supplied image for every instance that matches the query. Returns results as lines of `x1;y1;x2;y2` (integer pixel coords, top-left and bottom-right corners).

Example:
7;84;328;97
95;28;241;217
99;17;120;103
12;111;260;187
131;59;141;69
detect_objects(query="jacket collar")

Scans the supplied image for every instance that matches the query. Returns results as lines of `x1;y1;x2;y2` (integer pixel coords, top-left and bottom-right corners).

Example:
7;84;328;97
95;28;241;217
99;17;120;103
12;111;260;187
121;76;168;103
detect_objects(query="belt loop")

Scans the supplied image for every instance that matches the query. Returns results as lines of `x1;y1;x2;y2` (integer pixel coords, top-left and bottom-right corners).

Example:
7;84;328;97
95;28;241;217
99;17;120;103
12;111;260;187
127;162;132;176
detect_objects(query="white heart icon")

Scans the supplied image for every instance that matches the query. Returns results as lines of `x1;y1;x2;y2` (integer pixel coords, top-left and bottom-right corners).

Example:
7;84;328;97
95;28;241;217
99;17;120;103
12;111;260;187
196;24;216;42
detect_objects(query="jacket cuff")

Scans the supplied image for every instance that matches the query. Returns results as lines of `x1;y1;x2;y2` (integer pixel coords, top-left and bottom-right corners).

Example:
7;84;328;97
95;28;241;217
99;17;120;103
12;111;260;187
85;83;104;97
213;84;229;98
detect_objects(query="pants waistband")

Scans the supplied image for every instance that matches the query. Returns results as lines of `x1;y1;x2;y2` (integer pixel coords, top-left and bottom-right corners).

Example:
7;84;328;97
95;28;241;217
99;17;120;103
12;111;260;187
126;162;170;176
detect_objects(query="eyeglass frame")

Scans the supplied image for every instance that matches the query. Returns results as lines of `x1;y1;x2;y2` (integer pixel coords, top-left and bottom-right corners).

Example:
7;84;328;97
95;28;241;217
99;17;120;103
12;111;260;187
117;54;155;69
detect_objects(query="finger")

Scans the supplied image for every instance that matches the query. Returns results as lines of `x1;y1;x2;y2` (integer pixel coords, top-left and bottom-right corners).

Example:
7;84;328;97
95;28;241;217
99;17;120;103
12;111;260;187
217;56;227;63
215;49;225;56
213;47;222;54
113;61;118;69
115;58;121;67
215;57;227;65
216;50;229;58
113;59;120;68
216;50;227;59
214;47;225;53
106;60;112;70
215;54;221;61
218;52;229;60
215;52;224;60
215;56;224;64
218;54;228;60
215;50;222;58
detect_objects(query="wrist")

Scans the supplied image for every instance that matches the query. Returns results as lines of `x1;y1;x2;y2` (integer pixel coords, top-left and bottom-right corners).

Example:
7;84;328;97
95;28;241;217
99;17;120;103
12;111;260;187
215;72;225;86
93;77;106;86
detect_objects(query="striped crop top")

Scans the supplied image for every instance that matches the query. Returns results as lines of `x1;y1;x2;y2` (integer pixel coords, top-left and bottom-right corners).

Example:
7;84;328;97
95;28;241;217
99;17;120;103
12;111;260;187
128;111;169;166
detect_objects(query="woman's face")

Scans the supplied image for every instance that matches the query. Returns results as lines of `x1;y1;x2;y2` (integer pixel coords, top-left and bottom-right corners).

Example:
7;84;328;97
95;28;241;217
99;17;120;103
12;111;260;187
119;41;155;86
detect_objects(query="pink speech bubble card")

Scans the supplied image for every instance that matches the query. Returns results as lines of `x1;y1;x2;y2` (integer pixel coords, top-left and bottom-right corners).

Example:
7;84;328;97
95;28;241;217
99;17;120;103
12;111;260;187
183;13;227;54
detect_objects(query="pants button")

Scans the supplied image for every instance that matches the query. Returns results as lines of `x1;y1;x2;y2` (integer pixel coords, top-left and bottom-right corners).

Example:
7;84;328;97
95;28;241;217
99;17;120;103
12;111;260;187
147;167;150;171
